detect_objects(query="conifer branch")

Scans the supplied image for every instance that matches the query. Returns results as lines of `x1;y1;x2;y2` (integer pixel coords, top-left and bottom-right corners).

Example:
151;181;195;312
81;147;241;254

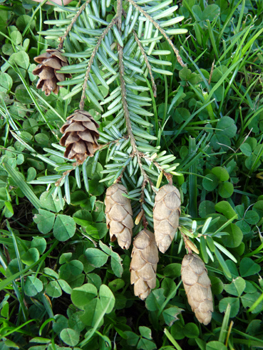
142;154;173;184
115;162;130;183
55;136;126;186
117;0;122;31
97;136;128;150
79;17;117;110
126;0;186;67
132;29;157;98
118;45;148;183
121;8;157;97
58;0;92;50
117;0;154;213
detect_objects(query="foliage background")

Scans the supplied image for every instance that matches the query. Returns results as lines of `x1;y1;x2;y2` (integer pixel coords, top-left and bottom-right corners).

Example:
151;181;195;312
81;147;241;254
0;0;263;349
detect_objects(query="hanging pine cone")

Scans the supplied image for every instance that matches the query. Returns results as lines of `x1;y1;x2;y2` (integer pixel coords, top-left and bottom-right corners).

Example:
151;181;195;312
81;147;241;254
130;229;159;300
33;49;71;96
60;110;99;164
181;254;213;325
153;184;181;253
105;184;134;250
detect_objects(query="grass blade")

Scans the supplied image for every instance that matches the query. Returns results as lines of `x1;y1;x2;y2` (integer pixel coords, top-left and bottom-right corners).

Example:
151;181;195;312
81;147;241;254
219;303;231;343
3;163;42;210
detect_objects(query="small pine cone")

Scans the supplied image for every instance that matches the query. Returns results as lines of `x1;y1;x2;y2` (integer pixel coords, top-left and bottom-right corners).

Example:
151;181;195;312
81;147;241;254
130;229;159;300
181;254;213;325
33;49;71;96
153;184;181;253
60;110;99;164
105;184;134;249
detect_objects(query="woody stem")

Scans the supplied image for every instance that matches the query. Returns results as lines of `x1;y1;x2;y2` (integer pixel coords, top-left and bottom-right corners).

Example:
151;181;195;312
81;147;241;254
58;0;92;50
79;17;117;110
126;0;186;67
118;41;151;193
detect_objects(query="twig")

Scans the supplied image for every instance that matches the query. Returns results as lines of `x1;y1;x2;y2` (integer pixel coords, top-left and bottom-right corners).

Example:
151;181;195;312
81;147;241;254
164;172;173;185
55;169;72;187
117;0;122;31
97;135;128;151
121;9;157;97
135;181;149;228
79;17;117;110
118;45;153;189
58;0;92;50
141;153;173;185
115;163;129;183
117;0;155;226
126;0;186;67
132;30;157;97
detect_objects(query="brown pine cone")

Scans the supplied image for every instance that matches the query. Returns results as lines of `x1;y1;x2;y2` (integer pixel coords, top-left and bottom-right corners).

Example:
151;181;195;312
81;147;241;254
181;254;213;325
153;184;181;253
60;110;99;164
33;49;71;96
105;184;134;250
130;229;159;300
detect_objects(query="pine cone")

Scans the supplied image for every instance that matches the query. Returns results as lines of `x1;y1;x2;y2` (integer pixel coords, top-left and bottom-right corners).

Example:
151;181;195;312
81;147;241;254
153;184;181;253
181;254;213;325
33;49;71;96
105;184;134;249
130;229;159;300
60;110;99;164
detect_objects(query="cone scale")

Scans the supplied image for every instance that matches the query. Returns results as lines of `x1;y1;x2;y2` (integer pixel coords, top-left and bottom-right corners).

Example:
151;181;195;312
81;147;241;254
153;184;181;253
33;49;71;96
181;254;213;325
130;229;159;300
105;184;134;250
60;110;99;164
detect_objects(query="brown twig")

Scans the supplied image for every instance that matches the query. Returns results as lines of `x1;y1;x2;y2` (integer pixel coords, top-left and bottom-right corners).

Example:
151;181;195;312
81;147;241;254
58;0;92;50
55;169;72;187
135;180;150;228
79;17;117;110
118;45;155;191
165;172;173;185
115;161;130;183
97;135;128;151
126;0;186;67
117;0;156;227
121;9;157;97
117;0;122;31
141;153;173;185
132;30;157;98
